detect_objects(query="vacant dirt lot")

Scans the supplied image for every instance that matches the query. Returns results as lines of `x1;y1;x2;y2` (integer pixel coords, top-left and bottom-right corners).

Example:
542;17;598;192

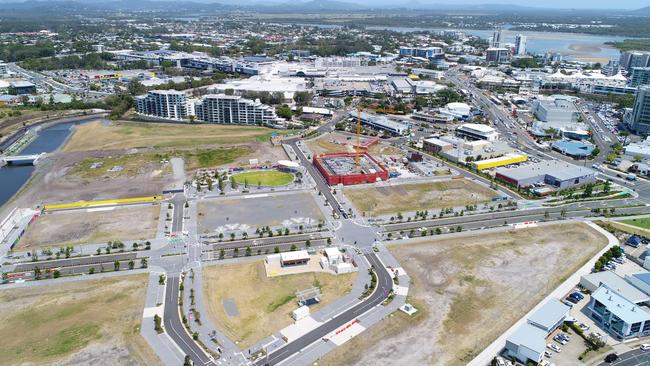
0;274;161;366
319;223;608;366
202;260;357;349
306;132;403;157
344;179;498;216
64;121;284;152
18;204;159;249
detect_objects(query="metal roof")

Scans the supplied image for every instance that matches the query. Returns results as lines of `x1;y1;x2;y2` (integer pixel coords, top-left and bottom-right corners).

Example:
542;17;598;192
592;285;650;325
582;271;650;304
507;323;547;355
527;299;570;331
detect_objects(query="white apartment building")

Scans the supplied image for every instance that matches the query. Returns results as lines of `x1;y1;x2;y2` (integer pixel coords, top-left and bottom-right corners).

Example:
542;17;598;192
195;94;283;126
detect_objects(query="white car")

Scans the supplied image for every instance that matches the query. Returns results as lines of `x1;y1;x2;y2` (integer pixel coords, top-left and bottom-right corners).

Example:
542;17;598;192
547;344;561;353
641;344;650;351
544;351;552;358
495;356;506;366
578;323;590;331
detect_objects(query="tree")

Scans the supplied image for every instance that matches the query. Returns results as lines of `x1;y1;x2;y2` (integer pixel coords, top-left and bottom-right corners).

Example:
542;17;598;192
140;258;148;268
245;247;252;256
89;267;95;275
276;104;292;120
154;314;163;333
274;246;280;253
184;355;192;366
127;79;146;96
114;261;120;271
53;270;61;278
128;260;135;270
603;180;612;194
34;266;41;280
159;274;166;285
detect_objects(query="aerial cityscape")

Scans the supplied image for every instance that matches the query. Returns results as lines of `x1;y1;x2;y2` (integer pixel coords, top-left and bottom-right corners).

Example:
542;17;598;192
3;1;650;366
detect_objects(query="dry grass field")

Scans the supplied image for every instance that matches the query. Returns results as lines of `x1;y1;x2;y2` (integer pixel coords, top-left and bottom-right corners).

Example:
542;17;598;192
202;260;357;349
344;179;498;216
17;205;159;249
318;223;608;366
63;121;284;152
0;274;161;366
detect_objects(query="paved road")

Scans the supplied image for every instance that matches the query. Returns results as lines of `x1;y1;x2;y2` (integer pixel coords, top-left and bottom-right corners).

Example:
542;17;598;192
382;202;649;233
598;348;650;366
170;194;186;233
12;252;138;271
256;252;392;366
164;274;215;365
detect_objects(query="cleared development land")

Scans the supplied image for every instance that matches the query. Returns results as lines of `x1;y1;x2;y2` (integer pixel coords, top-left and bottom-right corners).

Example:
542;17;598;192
344;179;498;216
306;132;403;156
319;223;608;366
232;170;294;187
0;274;161;366
70;153;172;179
64;121;285;152
202;260;357;348
17;204;159;249
197;192;323;234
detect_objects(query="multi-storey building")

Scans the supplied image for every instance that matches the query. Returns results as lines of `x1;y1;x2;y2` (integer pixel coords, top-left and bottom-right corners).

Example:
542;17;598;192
0;62;7;76
620;51;650;72
194;94;282;125
627;86;650;134
630;67;650;87
485;48;510;65
135;90;189;120
514;34;527;55
398;46;443;59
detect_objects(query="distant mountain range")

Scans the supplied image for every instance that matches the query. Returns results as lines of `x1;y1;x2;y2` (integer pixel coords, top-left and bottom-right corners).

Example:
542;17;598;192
0;0;646;13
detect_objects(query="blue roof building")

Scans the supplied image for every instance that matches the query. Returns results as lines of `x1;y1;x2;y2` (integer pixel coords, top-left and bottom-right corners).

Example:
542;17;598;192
551;140;595;158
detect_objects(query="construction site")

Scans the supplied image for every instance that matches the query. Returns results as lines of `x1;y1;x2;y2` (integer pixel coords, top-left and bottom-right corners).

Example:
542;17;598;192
313;152;389;186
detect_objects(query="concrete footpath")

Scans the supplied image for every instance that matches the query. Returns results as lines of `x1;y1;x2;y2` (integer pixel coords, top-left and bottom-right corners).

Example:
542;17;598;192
468;220;619;366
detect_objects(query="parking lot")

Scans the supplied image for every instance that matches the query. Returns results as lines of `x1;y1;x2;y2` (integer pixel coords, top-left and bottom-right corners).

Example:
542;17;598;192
197;192;324;235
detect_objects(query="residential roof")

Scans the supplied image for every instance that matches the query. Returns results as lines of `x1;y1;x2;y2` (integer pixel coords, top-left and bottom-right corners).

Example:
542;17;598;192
527;299;570;331
507;323;547;355
592;285;650;325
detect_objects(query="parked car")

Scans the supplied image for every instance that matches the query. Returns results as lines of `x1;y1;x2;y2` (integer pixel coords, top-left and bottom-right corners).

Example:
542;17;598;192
553;335;567;345
558;333;570;341
641;344;650;351
544;351;552;358
605;353;619;363
495;356;506;366
547;344;561;353
578;323;590;331
563;300;574;308
566;296;580;304
570;292;584;301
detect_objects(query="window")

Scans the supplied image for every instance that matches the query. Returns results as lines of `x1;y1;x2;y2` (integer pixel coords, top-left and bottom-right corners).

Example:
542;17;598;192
631;322;642;333
643;321;650;333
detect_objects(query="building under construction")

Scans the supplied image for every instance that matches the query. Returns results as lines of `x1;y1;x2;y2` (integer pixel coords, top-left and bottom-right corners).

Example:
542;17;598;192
313;152;389;185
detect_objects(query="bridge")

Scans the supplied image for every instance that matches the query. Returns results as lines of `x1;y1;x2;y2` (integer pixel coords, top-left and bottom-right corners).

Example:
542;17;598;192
0;153;46;167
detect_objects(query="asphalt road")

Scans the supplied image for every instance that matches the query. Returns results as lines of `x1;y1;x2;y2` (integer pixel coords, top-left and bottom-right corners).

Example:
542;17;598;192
164;274;215;365
598;348;650;366
12;251;138;271
256;252;392;366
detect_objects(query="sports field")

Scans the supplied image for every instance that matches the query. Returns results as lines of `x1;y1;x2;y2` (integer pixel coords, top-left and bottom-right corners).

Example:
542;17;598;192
17;204;159;249
343;179;497;216
0;274;160;366
320;223;608;366
63;121;286;152
202;260;356;348
621;218;650;230
232;170;294;186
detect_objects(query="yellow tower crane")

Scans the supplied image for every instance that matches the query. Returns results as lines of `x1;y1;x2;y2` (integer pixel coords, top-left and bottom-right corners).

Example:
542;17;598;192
356;108;361;167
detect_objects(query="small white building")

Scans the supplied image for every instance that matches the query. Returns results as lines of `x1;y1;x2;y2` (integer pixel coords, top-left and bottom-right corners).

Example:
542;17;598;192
291;305;310;320
280;250;310;266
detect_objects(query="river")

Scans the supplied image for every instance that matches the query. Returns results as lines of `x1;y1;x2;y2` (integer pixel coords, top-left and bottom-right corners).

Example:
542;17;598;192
0;121;78;208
